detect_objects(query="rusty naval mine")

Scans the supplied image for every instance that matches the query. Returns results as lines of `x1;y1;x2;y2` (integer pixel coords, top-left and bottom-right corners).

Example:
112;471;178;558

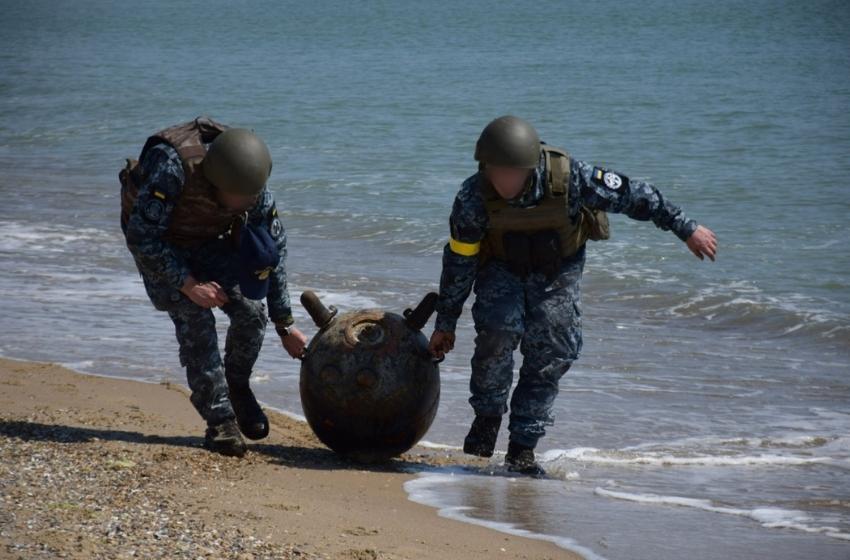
298;290;441;462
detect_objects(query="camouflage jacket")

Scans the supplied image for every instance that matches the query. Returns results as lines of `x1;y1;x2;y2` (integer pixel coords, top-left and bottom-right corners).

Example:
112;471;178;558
434;155;699;333
123;143;293;325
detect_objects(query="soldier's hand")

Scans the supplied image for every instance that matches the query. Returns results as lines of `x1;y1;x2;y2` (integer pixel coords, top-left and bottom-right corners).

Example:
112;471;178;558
281;327;308;360
686;225;717;262
428;330;456;360
181;279;230;308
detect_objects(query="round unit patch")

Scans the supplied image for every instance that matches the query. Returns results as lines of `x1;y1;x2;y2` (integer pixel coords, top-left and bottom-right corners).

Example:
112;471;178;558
603;172;623;190
143;199;165;222
270;218;283;238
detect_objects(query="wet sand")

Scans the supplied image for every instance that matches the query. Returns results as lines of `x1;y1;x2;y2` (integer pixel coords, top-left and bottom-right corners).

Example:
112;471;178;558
0;358;579;559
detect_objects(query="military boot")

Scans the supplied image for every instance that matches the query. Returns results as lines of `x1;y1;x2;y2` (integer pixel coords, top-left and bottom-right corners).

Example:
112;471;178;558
463;415;502;457
505;441;546;477
229;384;270;440
204;419;247;457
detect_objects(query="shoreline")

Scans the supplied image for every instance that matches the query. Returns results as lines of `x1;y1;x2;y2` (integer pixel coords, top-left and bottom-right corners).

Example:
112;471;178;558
0;357;582;559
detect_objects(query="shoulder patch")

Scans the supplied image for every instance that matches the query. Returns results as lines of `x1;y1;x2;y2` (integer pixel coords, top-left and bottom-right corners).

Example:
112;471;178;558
592;167;629;191
143;199;165;223
270;217;283;238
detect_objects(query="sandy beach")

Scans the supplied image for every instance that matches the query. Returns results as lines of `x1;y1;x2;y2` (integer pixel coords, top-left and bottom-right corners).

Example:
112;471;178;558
0;358;579;559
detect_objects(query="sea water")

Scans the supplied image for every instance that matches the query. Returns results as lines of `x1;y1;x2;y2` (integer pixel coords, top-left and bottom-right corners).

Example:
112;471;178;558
1;1;848;558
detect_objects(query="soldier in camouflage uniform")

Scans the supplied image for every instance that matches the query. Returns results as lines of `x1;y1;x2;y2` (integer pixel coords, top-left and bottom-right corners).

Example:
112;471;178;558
120;117;308;457
429;116;717;476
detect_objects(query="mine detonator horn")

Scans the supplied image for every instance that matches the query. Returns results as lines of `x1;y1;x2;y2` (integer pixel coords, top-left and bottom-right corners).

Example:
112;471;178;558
403;292;438;331
301;290;338;329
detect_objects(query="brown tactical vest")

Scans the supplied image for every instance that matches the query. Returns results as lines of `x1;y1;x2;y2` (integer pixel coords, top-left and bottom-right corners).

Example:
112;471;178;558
120;116;245;248
479;145;610;263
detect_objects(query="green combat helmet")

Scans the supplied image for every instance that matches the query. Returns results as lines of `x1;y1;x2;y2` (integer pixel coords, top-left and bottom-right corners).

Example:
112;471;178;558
203;128;272;196
474;115;541;169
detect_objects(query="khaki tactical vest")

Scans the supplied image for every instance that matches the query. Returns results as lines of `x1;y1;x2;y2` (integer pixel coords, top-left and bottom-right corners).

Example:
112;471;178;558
120;117;244;248
479;145;610;264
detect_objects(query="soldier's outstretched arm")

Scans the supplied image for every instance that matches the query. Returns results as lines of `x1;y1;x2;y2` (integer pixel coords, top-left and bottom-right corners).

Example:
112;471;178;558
124;144;193;290
570;159;717;261
430;179;488;358
248;189;307;359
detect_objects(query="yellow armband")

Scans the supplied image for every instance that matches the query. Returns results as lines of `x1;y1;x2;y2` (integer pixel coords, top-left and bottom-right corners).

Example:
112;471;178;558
449;237;480;257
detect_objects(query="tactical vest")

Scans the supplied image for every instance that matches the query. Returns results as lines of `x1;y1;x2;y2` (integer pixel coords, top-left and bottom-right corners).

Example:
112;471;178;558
120;116;244;248
479;145;610;273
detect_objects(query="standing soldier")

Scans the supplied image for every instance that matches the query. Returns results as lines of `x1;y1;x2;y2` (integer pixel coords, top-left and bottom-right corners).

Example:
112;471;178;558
429;116;717;476
120;116;308;457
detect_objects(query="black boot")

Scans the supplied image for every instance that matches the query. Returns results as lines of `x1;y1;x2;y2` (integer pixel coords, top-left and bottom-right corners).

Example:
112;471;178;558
463;415;502;457
204;419;247;457
229;384;270;440
505;441;546;477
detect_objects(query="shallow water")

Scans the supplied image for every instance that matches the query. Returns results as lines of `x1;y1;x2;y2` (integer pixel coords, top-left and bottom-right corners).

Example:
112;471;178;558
1;1;849;558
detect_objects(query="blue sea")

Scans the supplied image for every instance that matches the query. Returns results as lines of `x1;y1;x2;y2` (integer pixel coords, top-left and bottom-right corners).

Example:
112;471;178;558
1;1;848;558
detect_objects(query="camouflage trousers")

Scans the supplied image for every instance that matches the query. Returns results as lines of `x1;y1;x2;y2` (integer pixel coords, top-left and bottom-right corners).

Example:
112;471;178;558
144;239;268;425
470;247;585;448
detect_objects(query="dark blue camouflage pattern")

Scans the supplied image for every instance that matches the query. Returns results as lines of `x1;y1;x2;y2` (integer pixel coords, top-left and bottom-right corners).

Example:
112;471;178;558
434;151;698;447
122;143;292;425
167;287;267;424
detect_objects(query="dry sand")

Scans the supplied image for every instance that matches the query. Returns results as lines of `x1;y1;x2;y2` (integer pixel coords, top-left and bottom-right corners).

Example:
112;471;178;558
0;358;580;559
